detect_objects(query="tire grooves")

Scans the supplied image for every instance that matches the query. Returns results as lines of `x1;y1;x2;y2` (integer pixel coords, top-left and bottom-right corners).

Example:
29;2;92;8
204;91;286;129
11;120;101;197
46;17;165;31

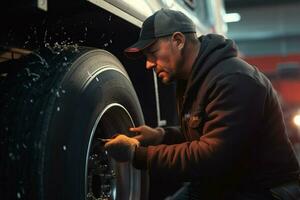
0;46;84;200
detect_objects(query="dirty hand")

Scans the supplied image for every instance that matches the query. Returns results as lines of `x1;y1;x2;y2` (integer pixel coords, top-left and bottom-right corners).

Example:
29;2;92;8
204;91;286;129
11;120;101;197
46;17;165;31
104;134;140;162
130;125;165;146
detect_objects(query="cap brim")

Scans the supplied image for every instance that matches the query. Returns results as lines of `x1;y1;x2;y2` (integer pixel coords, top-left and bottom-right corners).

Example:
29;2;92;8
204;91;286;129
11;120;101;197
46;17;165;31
124;38;157;59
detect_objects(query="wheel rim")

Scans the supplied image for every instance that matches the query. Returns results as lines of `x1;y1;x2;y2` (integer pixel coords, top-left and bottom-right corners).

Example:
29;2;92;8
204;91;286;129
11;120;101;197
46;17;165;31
85;103;141;200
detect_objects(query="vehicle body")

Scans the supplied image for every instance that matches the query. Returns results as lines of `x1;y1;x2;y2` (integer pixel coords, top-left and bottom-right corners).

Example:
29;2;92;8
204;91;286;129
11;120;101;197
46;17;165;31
0;0;227;199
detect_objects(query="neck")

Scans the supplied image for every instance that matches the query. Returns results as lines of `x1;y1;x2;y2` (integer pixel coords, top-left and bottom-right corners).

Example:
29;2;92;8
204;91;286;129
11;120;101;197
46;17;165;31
181;40;200;80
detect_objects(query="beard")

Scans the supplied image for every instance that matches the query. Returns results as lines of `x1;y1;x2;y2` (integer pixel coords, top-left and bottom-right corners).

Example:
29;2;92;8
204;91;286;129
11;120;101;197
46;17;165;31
156;61;178;84
158;70;175;84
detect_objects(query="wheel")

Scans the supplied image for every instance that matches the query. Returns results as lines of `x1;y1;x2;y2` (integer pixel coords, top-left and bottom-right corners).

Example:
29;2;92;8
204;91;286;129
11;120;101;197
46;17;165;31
0;46;148;200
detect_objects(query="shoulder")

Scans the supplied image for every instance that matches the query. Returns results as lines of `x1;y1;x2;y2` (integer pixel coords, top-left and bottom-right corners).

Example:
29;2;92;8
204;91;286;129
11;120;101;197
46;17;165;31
207;57;270;90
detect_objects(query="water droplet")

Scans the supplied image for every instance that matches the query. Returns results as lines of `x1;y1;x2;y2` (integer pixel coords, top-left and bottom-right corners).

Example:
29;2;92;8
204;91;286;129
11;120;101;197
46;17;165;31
9;152;15;160
57;107;60;111
23;144;27;149
30;99;34;103
63;145;67;151
61;89;66;94
21;186;25;194
25;68;31;77
17;192;21;199
104;43;108;47
96;77;99;82
31;73;40;81
56;91;60;98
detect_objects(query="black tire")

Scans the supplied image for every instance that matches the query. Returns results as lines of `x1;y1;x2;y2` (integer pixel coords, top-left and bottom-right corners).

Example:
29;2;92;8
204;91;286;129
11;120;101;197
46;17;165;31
0;46;148;200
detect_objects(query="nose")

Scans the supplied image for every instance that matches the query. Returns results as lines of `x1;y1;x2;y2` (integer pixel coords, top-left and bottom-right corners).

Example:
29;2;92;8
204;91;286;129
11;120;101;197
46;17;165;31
146;60;156;70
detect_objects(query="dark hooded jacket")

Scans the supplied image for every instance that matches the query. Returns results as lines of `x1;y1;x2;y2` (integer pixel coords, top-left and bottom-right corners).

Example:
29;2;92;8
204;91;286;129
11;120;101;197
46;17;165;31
133;34;300;198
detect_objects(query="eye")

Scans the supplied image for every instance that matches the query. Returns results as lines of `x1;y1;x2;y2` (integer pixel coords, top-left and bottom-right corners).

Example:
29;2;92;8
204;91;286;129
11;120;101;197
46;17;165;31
150;50;159;57
149;48;159;54
145;48;159;61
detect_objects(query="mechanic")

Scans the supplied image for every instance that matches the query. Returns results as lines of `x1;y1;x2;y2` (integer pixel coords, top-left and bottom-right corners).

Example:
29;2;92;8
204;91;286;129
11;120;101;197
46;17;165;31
104;8;300;199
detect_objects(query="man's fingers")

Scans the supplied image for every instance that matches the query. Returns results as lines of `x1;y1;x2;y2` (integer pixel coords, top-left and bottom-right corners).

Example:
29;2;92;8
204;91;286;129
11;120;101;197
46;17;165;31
130;125;150;132
97;138;112;143
104;137;115;145
133;134;143;141
103;135;122;149
129;127;141;132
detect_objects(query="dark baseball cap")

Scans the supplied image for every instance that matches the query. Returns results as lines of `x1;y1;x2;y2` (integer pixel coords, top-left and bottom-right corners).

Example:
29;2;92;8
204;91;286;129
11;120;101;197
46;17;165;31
124;8;196;59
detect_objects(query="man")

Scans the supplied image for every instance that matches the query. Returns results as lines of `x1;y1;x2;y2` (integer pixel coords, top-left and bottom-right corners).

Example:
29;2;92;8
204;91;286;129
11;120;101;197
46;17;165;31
105;8;300;199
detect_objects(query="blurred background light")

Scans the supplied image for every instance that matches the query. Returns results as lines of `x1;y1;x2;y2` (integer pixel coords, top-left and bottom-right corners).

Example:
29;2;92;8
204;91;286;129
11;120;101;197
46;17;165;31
224;12;241;23
293;114;300;127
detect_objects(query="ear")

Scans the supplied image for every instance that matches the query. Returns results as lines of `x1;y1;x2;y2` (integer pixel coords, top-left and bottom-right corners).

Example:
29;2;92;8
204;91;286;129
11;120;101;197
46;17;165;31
171;32;185;50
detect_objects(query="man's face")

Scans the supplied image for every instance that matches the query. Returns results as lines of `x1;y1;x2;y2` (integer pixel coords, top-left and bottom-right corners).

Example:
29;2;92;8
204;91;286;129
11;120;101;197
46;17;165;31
143;36;183;84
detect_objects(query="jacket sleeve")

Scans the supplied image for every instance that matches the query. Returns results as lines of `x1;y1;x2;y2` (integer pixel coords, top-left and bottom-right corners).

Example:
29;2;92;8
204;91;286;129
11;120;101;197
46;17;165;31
133;74;266;181
161;126;186;145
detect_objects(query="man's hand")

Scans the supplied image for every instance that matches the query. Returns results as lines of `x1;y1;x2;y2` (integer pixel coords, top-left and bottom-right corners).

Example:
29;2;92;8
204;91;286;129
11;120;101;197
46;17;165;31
130;125;165;146
104;135;140;162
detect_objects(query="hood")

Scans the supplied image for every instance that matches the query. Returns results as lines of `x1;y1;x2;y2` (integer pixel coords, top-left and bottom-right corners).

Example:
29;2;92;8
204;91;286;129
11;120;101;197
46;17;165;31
181;34;238;113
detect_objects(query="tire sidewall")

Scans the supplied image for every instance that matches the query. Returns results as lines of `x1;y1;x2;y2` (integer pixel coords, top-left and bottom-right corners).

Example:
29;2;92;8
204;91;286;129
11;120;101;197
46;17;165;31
42;50;145;199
